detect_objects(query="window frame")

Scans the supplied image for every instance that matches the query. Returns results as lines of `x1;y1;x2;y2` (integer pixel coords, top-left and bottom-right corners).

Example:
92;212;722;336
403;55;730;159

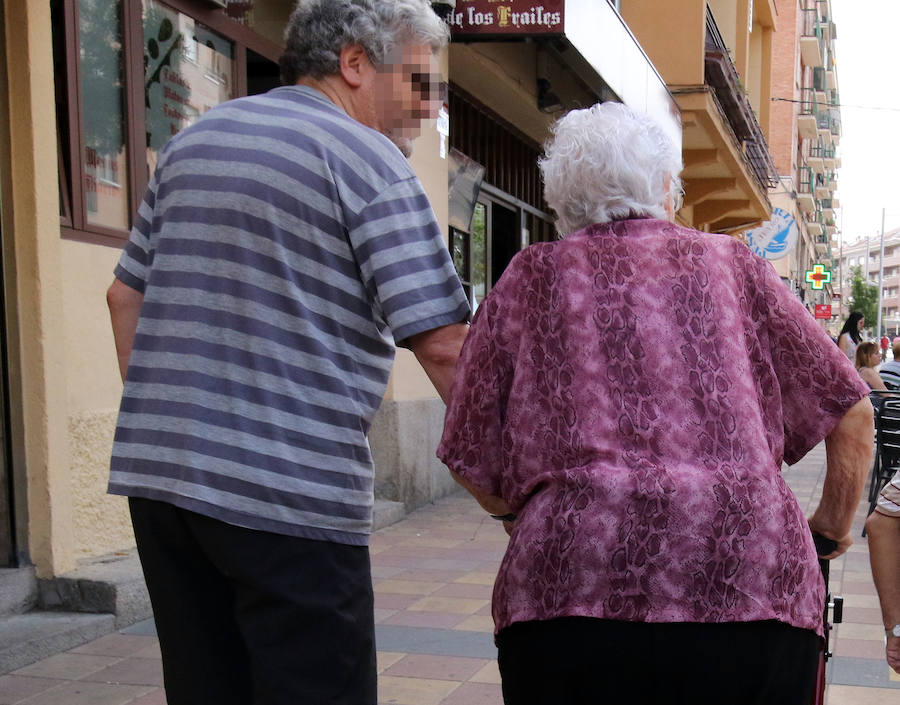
56;0;282;247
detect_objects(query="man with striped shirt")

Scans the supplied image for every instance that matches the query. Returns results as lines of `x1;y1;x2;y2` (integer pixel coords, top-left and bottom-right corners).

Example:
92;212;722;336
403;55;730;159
105;2;471;703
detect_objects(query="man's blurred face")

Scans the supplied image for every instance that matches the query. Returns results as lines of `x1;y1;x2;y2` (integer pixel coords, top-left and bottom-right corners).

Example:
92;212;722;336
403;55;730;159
371;43;445;157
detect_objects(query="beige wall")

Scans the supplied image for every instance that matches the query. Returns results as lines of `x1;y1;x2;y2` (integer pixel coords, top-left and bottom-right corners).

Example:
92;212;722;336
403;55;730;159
621;0;706;86
5;0;75;577
62;240;134;559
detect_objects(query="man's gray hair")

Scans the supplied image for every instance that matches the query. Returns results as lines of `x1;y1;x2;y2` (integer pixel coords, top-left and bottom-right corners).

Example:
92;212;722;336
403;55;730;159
539;102;683;236
280;0;449;84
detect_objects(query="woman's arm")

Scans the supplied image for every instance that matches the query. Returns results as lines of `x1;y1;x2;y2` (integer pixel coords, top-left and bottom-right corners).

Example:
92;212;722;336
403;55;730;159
808;397;874;557
838;333;852;358
861;366;887;391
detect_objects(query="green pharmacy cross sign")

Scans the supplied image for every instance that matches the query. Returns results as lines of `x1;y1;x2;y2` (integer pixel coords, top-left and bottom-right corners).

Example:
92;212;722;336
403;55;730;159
805;264;832;290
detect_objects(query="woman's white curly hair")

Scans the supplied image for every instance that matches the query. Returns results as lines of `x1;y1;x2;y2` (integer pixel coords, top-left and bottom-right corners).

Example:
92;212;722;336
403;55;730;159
539;102;683;236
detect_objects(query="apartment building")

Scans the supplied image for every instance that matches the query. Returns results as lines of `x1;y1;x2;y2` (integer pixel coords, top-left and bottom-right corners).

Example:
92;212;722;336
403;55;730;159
761;0;841;315
835;231;900;336
623;0;778;234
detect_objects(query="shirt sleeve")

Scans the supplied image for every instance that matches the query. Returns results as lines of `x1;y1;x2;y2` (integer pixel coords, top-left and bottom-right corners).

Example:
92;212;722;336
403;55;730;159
875;469;900;517
347;176;470;346
436;296;509;498
113;167;161;294
752;256;870;464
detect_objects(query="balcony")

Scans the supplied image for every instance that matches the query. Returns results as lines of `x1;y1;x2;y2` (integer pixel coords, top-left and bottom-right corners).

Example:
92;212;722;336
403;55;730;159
801;9;824;67
805;209;824;236
664;7;775;233
798;89;819;140
815;233;829;255
797;166;815;213
806;143;826;175
817;111;833;146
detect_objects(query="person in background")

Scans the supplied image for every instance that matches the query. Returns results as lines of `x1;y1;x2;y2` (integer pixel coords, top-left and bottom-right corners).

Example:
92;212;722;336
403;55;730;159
856;341;888;392
882;334;891;362
838;311;865;361
879;338;900;390
438;102;873;705
105;2;470;703
865;470;900;673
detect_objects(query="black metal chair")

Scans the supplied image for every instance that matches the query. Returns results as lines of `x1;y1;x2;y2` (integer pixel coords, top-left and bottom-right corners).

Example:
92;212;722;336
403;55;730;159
863;391;900;534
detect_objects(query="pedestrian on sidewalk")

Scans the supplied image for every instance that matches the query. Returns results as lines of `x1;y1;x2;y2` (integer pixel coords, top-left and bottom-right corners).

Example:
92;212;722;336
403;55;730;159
105;2;470;704
879;337;900;389
837;311;865;361
865;470;900;673
438;102;874;705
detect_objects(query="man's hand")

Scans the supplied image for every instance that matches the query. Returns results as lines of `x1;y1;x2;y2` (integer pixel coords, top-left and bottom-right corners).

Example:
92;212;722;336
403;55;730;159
888;635;900;673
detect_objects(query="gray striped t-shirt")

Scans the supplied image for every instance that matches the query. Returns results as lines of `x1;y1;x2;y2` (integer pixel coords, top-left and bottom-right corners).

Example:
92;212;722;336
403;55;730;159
109;85;469;545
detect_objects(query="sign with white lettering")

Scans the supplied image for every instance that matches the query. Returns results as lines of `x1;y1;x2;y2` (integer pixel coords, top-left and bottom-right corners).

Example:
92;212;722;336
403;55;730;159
448;0;565;36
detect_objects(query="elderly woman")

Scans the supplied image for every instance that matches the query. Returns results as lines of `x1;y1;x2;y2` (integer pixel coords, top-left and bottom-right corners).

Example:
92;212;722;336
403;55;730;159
438;103;873;705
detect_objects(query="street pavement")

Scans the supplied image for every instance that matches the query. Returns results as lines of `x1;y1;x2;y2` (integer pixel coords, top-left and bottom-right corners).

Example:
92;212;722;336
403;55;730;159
1;442;898;704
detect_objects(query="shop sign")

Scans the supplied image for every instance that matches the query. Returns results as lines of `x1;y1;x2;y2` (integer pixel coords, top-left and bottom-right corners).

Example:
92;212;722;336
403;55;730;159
815;304;832;320
805;264;832;290
745;207;798;260
448;0;565;36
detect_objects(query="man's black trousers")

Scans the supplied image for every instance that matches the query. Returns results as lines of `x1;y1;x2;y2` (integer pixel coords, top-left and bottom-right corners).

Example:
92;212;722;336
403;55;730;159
129;497;376;705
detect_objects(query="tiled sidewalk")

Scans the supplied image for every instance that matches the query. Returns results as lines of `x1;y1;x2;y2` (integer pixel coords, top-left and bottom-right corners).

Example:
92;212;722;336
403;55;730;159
1;444;898;704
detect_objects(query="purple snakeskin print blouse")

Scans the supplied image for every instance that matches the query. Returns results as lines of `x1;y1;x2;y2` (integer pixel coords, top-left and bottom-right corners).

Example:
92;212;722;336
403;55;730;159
438;219;869;637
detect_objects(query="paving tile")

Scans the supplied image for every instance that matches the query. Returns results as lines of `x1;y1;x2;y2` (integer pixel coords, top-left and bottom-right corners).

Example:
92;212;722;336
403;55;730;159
11;680;155;705
836;623;888;642
0;675;67;703
841;606;887;625
12;653;120;681
826;684;900;704
377;675;459;705
131;642;162;660
396;537;464;549
376;651;406;674
470;660;501;685
383;653;487;681
439;681;503;705
408;596;488;615
381;611;468;630
79;657;165;686
374;593;421;611
374;580;445;596
454;572;496;586
842;594;883;610
68;634;156;658
834;638;891;660
391;570;469;583
375;607;399;623
433;583;494;599
371;565;407;579
127;691;167;705
452;615;495;633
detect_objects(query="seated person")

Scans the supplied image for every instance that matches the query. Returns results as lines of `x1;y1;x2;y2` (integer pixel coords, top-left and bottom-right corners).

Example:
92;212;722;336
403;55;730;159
880;338;900;390
857;342;888;392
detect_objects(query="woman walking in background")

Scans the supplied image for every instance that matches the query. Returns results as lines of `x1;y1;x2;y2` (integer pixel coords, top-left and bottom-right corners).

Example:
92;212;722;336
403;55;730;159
438;103;873;705
838;311;865;361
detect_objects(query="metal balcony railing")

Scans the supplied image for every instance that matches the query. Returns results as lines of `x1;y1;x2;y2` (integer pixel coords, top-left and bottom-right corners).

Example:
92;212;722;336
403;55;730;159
802;8;823;40
703;7;778;190
800;87;819;117
798;166;815;195
809;143;835;160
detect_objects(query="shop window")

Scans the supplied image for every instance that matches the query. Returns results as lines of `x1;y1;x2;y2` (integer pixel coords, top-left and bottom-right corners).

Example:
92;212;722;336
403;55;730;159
52;0;281;246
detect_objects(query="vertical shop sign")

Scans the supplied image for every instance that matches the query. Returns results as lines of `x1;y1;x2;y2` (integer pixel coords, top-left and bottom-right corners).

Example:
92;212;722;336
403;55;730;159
448;0;565;36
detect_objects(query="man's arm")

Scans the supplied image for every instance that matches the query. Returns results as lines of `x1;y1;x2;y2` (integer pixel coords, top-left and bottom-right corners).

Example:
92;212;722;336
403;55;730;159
107;278;145;382
865;510;900;672
407;322;469;406
808;397;873;558
409;322;515;522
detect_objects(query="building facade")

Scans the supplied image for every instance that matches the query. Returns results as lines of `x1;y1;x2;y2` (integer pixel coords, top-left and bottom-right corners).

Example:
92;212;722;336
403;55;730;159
1;0;683;579
835;230;900;337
